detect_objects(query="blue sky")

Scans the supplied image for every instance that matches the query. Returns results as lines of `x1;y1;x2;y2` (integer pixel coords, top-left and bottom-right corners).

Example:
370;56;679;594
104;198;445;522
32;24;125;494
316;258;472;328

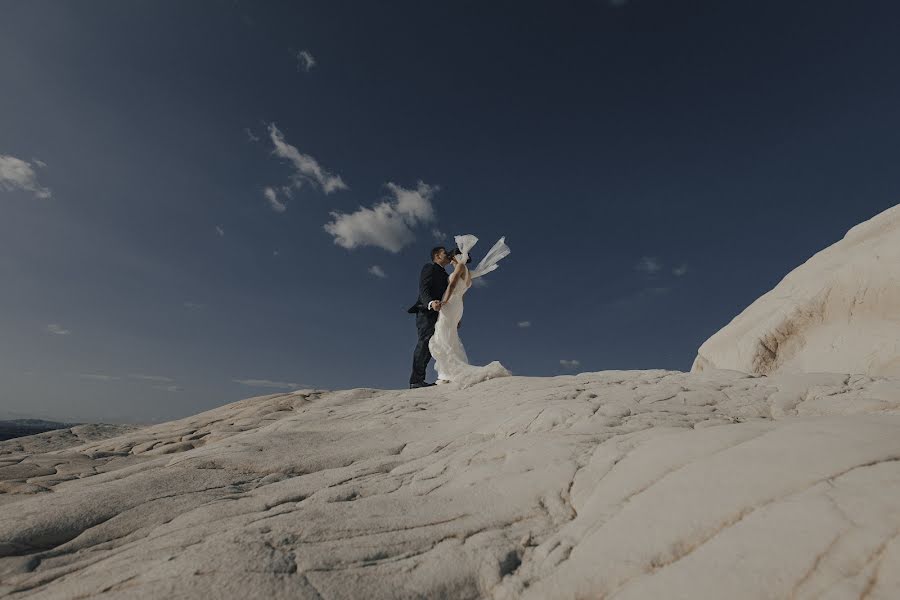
2;0;899;423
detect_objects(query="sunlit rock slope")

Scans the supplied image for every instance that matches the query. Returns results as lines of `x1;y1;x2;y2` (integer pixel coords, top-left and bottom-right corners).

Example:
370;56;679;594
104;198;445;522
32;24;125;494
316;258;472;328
694;204;900;377
2;370;900;599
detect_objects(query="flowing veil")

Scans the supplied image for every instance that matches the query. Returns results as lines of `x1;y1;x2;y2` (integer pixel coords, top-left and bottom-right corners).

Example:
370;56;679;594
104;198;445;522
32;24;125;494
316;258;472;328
469;236;510;279
453;234;479;264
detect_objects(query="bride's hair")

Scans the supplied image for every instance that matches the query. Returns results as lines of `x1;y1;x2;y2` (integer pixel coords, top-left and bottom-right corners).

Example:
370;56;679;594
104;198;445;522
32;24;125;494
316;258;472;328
449;248;472;264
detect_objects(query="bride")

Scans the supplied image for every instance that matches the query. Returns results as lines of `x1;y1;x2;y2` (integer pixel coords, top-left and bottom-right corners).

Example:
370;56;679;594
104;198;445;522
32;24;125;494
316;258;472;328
428;234;512;388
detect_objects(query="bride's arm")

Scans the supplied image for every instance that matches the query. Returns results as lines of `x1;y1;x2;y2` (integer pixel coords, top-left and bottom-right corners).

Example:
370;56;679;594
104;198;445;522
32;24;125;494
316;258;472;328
442;269;460;304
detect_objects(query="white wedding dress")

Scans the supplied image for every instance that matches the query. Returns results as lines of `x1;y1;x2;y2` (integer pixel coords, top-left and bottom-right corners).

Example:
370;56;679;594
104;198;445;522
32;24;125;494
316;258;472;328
428;235;512;389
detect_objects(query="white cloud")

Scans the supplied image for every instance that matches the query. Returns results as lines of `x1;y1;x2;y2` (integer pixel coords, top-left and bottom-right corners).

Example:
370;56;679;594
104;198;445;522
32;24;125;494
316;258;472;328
78;373;119;381
559;359;581;369
296;49;316;72
672;264;688;276
388;182;435;222
517;321;531;328
233;378;304;389
46;323;70;335
0;155;51;199
32;158;47;168
324;181;438;253
215;225;225;237
244;127;260;142
368;265;386;278
431;228;446;241
264;186;287;213
472;277;489;288
268;123;347;194
183;301;206;310
636;256;661;274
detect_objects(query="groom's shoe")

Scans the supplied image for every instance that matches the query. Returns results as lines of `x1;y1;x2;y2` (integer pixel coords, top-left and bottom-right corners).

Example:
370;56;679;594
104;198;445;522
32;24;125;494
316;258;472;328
409;382;436;389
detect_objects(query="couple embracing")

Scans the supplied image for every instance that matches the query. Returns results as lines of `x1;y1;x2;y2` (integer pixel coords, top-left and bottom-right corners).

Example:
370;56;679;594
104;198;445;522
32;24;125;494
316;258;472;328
408;235;512;389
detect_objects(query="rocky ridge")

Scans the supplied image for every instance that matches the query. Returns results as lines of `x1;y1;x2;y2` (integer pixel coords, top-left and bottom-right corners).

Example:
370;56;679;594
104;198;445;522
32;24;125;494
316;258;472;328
694;204;900;377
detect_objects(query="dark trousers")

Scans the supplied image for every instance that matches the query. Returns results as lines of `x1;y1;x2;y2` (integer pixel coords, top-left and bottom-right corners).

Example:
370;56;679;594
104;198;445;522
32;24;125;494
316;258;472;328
409;310;438;385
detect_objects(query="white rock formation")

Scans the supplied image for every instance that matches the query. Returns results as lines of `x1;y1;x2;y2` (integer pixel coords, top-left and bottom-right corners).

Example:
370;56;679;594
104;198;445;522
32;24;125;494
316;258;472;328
2;371;900;598
693;204;900;377
0;424;141;457
0;425;140;506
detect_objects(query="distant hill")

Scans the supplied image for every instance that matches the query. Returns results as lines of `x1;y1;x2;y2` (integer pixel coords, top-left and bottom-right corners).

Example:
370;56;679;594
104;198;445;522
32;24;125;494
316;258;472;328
0;419;79;442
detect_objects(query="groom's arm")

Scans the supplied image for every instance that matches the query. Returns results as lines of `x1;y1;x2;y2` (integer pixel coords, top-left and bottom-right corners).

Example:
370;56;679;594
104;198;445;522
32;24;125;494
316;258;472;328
419;265;438;309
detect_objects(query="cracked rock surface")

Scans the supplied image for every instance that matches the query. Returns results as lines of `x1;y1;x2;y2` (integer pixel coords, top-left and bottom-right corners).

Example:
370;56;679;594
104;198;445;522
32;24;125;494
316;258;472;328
1;370;900;599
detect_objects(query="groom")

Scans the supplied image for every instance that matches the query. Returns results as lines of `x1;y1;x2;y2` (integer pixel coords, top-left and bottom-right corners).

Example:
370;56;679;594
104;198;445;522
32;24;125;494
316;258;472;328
407;246;451;388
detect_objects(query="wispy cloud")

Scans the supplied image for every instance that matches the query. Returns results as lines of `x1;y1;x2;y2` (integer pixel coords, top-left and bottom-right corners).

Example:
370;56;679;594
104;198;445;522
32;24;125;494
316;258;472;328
517;321;531;328
215;225;225;237
295;49;316;72
78;373;119;382
244;127;260;142
154;384;182;392
559;359;581;369
79;372;181;391
0;155;51;199
324;181;438;253
32;158;47;168
431;228;446;241
46;323;71;335
472;277;489;288
263;186;287;213
129;374;174;383
233;378;304;389
183;301;206;310
672;264;688;276
368;265;386;278
636;256;661;274
268;123;347;194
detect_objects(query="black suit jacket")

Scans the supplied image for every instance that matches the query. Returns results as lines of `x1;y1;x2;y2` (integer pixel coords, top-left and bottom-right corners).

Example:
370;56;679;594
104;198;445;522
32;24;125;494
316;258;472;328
407;263;449;314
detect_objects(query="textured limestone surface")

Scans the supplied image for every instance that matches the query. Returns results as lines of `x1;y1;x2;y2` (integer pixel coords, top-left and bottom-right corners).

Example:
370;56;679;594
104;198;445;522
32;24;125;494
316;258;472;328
0;425;142;507
693;203;900;377
1;370;900;599
0;425;142;458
